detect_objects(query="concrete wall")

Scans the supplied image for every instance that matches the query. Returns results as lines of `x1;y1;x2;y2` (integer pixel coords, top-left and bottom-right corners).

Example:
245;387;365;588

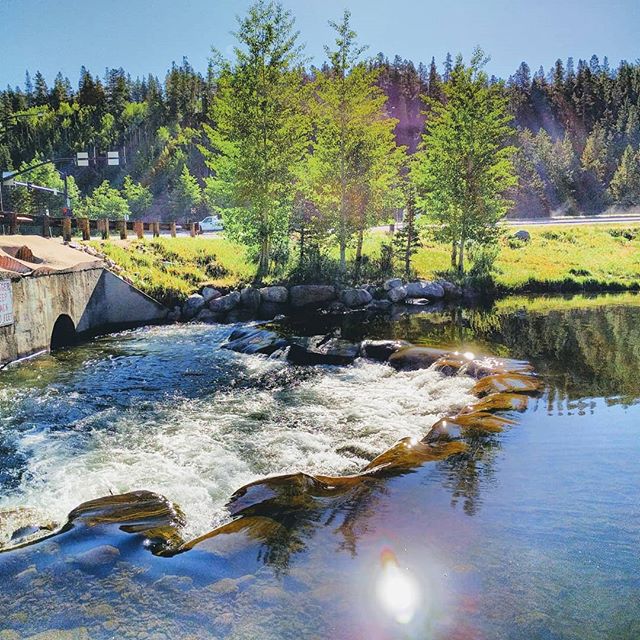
0;268;167;365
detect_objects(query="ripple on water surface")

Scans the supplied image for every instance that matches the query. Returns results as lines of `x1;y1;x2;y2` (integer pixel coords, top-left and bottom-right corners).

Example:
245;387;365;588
0;323;475;540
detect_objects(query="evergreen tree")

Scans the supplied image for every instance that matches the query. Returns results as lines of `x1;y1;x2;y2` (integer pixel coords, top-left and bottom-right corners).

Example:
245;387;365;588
33;71;49;106
412;48;517;275
609;145;640;206
203;0;308;279
581;123;609;182
393;183;421;277
443;52;453;82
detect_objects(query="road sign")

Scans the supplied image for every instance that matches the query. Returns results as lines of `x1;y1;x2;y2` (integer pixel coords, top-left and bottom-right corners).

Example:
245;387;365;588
76;151;89;167
107;151;119;166
1;171;16;187
0;279;13;327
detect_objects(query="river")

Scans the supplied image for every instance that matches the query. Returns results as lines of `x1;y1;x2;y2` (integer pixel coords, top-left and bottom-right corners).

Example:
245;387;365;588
0;293;639;639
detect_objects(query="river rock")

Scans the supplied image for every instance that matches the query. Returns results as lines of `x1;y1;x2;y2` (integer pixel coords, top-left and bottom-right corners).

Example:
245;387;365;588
224;308;255;323
209;291;241;313
388;346;451;371
73;545;120;570
257;301;288;320
384;278;403;291
196;309;219;323
387;285;407;302
360;339;412;362
240;286;261;311
437;279;462;299
259;286;288;304
287;335;359;365
289;284;336;307
514;229;531;242
340;288;373;308
224;327;288;355
405;281;445;299
182;294;206;320
202;286;222;302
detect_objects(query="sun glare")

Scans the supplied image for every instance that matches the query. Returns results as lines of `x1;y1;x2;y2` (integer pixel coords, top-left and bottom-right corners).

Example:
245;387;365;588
376;549;421;625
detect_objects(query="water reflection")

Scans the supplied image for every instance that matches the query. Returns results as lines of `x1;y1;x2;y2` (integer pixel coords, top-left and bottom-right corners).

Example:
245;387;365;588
1;293;639;639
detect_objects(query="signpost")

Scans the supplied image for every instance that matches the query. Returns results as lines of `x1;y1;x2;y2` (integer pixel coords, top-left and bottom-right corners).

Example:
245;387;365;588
0;279;13;327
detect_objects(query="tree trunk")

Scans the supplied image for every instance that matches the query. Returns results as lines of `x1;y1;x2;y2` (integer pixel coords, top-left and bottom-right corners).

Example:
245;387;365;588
451;241;457;269
354;225;364;281
457;238;465;275
256;234;270;283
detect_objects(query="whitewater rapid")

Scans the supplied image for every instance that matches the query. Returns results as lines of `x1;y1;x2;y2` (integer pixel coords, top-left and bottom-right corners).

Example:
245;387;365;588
0;324;475;541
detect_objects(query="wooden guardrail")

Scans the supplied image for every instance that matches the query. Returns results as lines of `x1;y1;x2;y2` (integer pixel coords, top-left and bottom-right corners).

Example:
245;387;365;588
0;212;199;241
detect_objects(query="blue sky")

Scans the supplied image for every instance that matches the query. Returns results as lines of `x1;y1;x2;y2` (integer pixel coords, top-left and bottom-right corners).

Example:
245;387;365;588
0;0;638;88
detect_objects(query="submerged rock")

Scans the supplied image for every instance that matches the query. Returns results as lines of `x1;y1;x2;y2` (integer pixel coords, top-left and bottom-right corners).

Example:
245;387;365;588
223;326;288;356
287;335;359;365
289;284;336;307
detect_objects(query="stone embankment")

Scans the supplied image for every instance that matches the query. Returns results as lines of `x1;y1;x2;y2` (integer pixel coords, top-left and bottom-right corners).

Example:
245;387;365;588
174;277;463;325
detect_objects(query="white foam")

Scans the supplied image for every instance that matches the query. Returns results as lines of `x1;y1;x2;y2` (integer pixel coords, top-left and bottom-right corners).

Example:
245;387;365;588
0;338;475;542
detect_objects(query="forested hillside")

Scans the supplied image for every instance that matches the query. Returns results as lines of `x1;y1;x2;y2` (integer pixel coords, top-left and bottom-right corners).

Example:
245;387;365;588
1;52;639;220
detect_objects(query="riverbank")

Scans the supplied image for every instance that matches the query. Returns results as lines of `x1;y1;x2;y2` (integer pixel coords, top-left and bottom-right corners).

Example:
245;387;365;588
87;223;640;305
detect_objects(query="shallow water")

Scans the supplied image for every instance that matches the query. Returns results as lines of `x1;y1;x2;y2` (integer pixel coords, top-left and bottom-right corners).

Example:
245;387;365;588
1;293;639;639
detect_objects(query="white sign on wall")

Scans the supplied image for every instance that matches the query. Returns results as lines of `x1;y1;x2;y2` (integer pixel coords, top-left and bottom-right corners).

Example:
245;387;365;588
0;279;13;327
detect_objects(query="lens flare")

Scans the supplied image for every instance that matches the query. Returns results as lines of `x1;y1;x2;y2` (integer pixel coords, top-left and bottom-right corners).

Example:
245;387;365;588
376;548;421;624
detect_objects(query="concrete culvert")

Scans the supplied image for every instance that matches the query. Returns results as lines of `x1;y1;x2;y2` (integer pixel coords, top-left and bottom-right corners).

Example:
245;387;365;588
50;315;77;351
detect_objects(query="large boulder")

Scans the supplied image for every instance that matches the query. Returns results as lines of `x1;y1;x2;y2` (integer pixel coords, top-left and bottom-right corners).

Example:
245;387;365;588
257;301;288;320
223;327;288;356
209;291;241;313
289;285;336;307
182;294;206;320
388;346;451;371
287;335;359;366
360;339;412;362
202;286;222;303
437;279;462;299
513;229;531;242
387;285;407;303
259;286;288;304
384;278;403;291
405;281;445;299
240;286;261;311
340;288;373;308
196;309;219;323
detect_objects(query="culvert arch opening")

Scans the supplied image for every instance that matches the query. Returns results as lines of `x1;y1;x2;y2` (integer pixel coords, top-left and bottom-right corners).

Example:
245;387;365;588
50;315;77;351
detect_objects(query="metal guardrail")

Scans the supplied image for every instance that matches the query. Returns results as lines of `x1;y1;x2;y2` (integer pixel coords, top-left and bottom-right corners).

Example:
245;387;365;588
0;212;200;240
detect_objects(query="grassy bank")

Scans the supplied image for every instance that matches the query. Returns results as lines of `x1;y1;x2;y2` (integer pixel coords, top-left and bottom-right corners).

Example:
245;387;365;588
89;224;640;304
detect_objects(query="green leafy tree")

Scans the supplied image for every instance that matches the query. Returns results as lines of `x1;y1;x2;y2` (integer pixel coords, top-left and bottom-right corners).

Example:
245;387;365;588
82;180;130;219
169;165;201;221
301;10;403;276
412;49;517;275
609;145;640;206
202;0;308;279
122;175;152;219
